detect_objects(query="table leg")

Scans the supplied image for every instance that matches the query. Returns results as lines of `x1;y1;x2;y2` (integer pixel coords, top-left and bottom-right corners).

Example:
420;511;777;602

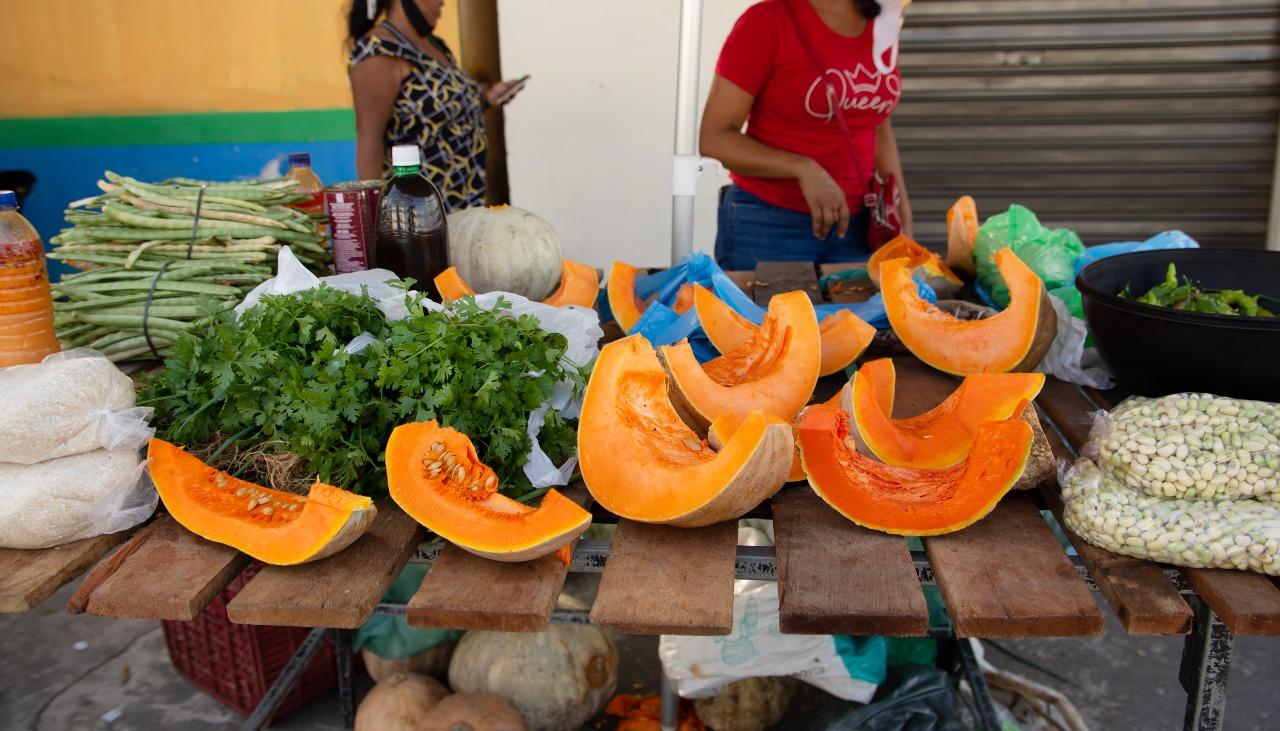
239;626;329;731
1180;596;1233;731
660;671;678;731
331;628;355;729
955;636;1002;731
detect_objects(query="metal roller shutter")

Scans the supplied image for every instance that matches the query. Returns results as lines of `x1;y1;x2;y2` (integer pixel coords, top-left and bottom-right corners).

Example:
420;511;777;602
895;0;1280;248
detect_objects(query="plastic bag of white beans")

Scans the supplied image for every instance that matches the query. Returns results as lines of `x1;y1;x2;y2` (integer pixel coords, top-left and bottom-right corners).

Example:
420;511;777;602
1083;393;1280;502
1060;458;1280;575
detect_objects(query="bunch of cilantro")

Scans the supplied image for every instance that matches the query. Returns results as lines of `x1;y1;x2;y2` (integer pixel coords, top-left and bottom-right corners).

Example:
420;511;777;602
143;285;587;498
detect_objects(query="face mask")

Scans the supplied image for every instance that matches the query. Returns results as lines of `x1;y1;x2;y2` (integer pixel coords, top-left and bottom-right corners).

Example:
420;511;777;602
872;0;911;75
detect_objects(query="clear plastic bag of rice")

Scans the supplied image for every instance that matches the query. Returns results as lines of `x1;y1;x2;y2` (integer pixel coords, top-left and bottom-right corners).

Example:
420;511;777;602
0;449;156;549
1060;457;1280;575
0;349;154;465
1083;393;1280;502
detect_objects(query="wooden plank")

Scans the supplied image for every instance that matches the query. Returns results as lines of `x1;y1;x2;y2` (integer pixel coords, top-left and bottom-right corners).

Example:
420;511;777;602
589;519;737;635
0;533;127;613
227;504;423;628
405;486;590;632
773;488;928;636
1183;569;1280;636
925;493;1105;637
752;261;822;304
83;516;249;621
723;270;756;298
1035;405;1193;635
1050;380;1280;635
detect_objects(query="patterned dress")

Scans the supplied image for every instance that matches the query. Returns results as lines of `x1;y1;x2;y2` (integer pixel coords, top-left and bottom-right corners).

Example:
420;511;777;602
350;23;488;211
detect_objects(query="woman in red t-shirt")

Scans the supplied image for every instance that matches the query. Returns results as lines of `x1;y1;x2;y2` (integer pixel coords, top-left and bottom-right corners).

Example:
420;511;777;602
701;0;909;269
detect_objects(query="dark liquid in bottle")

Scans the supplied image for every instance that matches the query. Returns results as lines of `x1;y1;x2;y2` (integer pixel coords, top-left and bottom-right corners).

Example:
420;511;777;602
374;171;450;299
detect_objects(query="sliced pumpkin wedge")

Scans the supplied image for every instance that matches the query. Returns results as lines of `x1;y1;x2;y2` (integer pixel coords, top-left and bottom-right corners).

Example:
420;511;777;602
868;235;964;298
606;261;647;333
578;335;791;526
843;358;1045;469
542;259;599;308
433;266;476;301
796;405;1032;536
883;248;1056;376
672;283;695;314
695;284;873;376
709;412;805;483
946;196;978;275
148;439;377;565
386;421;590;562
662;290;821;432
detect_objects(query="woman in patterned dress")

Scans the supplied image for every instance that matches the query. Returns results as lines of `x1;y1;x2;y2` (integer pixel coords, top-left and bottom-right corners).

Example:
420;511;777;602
348;0;523;210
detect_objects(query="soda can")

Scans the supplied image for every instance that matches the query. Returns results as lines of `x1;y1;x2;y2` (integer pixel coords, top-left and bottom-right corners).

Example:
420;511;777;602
324;180;383;274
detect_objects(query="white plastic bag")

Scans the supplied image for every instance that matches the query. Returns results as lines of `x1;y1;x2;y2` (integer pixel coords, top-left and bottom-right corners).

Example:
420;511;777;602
1034;294;1114;389
659;525;881;703
0;449;156;549
0;349;154;465
236;246;411;321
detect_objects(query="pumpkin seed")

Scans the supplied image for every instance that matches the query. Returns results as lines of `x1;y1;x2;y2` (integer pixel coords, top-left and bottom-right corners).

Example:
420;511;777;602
262;507;274;516
453;465;466;482
484;474;497;489
288;503;299;512
257;496;271;505
683;437;704;452
431;442;445;453
246;500;256;511
235;488;247;497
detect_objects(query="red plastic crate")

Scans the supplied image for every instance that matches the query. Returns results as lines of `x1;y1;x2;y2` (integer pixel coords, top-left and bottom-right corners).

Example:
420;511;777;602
161;562;338;721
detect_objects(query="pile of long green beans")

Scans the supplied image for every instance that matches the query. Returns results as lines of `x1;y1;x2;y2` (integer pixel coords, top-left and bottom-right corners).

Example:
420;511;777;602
49;172;332;362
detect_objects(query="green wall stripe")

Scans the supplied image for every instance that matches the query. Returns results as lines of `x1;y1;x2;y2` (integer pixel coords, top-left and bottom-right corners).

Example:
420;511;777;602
0;109;355;149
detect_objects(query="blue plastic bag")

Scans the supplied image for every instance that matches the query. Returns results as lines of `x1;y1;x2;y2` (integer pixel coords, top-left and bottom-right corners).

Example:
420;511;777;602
1074;230;1199;276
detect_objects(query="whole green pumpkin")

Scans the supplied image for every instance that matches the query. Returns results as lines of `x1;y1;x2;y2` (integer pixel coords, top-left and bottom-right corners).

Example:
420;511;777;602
447;205;564;300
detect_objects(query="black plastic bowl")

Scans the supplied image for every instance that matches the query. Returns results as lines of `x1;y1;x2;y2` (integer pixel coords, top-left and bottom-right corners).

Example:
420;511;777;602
1076;248;1280;401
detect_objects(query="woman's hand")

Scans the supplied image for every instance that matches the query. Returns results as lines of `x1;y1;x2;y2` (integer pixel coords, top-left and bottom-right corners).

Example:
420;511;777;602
797;159;849;240
485;79;525;107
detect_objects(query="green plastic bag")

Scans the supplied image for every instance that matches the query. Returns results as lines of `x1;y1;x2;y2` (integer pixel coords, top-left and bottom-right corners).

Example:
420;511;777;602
974;205;1084;309
353;563;462;659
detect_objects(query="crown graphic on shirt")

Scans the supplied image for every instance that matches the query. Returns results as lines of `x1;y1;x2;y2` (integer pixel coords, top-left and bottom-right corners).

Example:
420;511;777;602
847;64;882;96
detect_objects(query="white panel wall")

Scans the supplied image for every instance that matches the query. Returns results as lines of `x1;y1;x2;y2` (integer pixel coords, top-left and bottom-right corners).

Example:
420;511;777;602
498;0;753;269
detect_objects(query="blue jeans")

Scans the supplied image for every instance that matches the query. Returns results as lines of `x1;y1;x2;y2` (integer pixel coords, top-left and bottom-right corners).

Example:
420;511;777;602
714;185;872;271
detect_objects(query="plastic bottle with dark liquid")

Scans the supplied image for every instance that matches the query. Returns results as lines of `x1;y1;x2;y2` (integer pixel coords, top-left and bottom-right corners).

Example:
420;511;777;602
374;145;450;299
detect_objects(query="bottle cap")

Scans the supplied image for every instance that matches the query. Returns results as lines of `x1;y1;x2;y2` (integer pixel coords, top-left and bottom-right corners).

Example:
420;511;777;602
0;190;15;210
391;145;421;167
288;152;312;168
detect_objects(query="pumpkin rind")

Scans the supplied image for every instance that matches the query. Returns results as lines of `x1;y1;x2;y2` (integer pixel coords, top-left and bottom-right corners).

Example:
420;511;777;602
355;673;450;731
847;358;1046;469
709;412;805;483
946;195;979;275
541;259;599;308
796;406;1032;536
882;248;1057;375
578;335;792;526
419;693;527;731
447;206;563;300
661;290;821;433
605;261;646;333
386;422;591;562
434;266;476;301
147;439;377;565
695;284;872;376
448;625;617;731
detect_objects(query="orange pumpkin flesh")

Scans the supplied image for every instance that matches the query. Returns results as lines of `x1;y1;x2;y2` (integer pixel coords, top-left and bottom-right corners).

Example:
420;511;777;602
709;412;805;482
867;235;963;290
542;259;599;308
883;249;1056;376
694;284;873;376
662;290;821;433
434;266;476;301
946;196;978;275
796;406;1032;536
147;439;377;565
672;283;695;314
606;262;646;333
578;335;791;526
386;421;590;562
845;358;1046;469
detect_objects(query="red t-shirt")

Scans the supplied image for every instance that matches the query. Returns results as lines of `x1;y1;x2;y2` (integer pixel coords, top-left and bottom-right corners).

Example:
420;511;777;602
715;0;902;213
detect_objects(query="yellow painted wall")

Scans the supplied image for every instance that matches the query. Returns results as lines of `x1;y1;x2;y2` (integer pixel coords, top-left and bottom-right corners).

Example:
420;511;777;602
0;0;461;118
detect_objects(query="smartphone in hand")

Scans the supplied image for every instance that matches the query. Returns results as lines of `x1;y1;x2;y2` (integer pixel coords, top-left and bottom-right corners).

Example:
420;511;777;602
494;75;531;106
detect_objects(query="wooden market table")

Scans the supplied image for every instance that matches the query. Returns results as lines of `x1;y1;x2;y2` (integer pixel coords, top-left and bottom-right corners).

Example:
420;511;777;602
3;260;1279;731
